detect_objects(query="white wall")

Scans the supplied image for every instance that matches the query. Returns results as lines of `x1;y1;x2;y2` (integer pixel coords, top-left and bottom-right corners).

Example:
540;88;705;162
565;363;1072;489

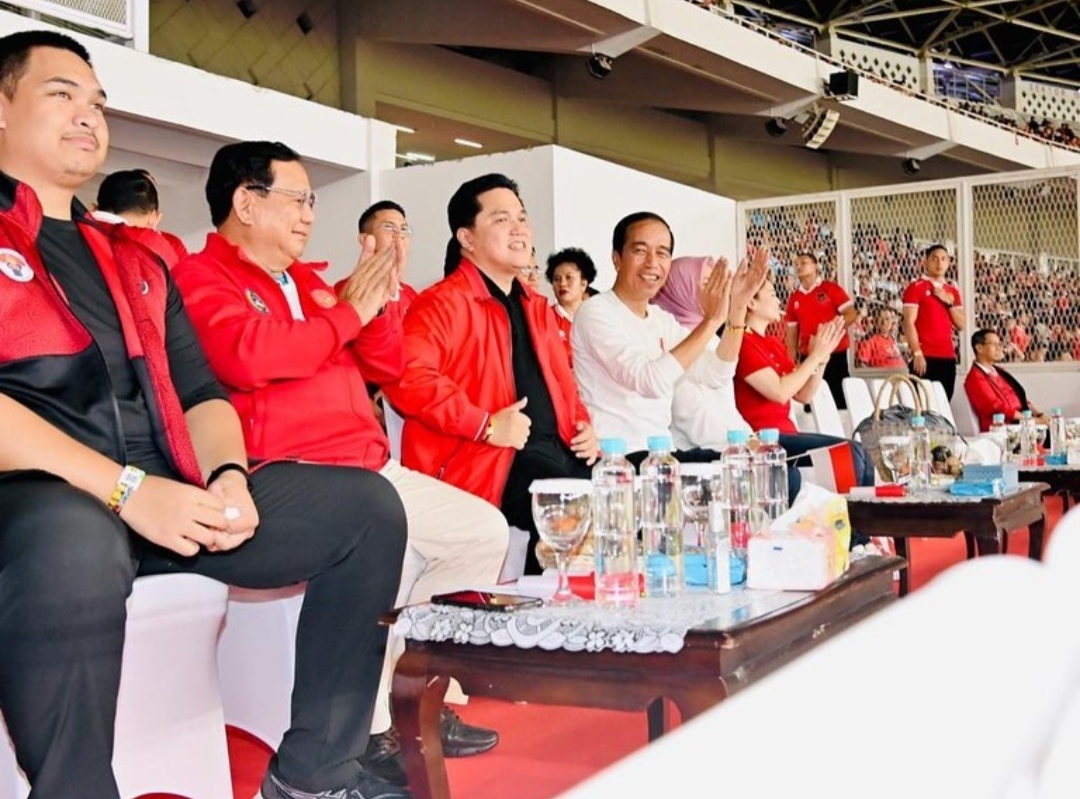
373;145;738;293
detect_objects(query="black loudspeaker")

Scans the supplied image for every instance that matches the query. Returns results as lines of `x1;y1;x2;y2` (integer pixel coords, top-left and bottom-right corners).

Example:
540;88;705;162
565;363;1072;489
828;71;859;100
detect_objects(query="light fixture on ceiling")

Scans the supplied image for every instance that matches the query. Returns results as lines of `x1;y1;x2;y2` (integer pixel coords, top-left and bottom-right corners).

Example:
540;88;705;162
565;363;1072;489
396;151;436;164
454;138;483;149
901;157;921;175
391;124;416;134
765;118;787;138
587;53;614;80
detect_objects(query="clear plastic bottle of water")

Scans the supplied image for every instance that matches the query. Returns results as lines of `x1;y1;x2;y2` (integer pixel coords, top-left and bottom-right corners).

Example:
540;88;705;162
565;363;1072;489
752;428;788;522
988;413;1009;461
1050;407;1067;460
639;435;683;597
719;429;756;584
910;415;932;494
1019;409;1038;467
591;438;638;608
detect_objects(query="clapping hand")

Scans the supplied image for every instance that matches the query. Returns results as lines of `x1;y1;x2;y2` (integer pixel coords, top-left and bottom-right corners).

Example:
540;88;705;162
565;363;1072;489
729;246;771;316
338;234;405;324
808;317;845;362
698;256;734;322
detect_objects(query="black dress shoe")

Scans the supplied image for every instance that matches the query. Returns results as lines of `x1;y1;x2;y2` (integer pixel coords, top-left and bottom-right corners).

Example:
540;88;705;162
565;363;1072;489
360;728;408;788
440;706;499;758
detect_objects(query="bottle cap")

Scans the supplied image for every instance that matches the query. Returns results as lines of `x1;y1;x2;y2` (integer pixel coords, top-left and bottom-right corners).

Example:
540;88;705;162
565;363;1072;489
911;415;926;427
599;438;627;455
992;413;1005;423
726;430;750;445
758;428;780;444
1022;410;1033;418
1053;408;1063;415
646;435;673;452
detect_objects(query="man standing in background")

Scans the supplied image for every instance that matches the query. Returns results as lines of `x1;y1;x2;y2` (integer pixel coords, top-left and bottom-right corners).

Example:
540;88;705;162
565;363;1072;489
903;244;964;398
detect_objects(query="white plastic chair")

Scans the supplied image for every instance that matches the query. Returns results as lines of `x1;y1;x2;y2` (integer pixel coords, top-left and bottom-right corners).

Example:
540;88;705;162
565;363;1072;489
843;377;875;436
952;383;980;437
2;574;232;799
808;384;845;438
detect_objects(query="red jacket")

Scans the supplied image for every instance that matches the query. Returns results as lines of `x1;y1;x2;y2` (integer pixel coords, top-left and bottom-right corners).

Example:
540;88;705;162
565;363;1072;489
383;260;590;507
964;364;1025;432
173;233;402;469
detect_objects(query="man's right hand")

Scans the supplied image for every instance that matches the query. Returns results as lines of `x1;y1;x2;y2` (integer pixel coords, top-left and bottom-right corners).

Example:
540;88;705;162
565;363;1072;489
119;475;230;557
488;397;532;449
911;351;927;375
338;234;403;325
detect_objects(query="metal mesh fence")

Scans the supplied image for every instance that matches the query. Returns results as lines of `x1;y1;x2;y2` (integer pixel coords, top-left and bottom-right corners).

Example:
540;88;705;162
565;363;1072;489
971;177;1079;364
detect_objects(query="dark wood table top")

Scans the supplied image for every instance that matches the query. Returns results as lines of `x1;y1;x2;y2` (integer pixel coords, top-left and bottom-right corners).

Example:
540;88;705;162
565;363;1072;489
391;555;903;799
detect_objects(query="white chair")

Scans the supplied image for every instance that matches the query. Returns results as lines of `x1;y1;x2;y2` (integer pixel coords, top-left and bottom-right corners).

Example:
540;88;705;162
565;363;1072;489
808;384;845;438
927;380;956;426
951;383;980;437
843;377;875;438
2;574;232;799
384;401;405;462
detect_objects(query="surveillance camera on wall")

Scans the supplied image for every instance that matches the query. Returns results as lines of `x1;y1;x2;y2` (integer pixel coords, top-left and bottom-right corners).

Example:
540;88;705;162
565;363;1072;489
765;118;787;138
902;157;921;175
587;54;614;80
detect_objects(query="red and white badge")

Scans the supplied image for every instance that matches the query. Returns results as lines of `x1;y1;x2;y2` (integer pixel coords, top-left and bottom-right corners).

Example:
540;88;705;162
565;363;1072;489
245;288;270;314
311;289;337;308
0;248;33;283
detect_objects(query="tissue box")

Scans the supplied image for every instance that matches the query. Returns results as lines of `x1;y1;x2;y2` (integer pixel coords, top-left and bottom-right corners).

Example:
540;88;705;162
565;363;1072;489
960;463;1018;491
747;490;851;591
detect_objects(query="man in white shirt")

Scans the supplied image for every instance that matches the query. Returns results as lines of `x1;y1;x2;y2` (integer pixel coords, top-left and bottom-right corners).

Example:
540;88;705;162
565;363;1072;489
571;211;766;460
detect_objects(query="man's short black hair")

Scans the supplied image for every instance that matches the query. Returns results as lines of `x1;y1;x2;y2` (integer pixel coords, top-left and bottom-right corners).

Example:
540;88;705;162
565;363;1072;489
545;247;597;285
971;328;998;351
358;200;406;233
445;173;522;271
0;30;91;99
205;140;302;227
96;169;159;216
924;243;949;259
611;212;674;254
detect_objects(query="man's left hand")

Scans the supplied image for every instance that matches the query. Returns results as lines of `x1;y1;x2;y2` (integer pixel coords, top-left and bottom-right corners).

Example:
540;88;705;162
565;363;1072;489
570;421;600;466
206;469;259;552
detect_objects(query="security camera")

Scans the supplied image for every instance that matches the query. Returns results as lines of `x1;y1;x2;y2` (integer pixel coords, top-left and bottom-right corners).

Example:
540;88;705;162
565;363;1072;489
587;54;614;80
901;158;921;175
765;118;787;138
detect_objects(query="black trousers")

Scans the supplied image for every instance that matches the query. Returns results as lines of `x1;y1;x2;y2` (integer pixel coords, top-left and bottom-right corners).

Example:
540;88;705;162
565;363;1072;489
501;438;592;575
910;356;957;400
0;462;407;799
823;350;851;410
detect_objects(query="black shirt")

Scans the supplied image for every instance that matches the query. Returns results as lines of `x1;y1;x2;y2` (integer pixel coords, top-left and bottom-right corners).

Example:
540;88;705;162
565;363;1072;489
479;271;559;442
38;217;226;476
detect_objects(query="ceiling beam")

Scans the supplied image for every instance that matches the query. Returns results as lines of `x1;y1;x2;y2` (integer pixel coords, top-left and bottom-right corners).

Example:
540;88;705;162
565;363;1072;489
919;8;963;54
732;1;824;31
830;0;904;26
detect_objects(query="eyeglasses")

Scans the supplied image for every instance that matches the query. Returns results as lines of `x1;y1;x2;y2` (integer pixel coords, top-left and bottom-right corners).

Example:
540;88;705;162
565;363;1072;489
245;184;317;210
377;221;414;239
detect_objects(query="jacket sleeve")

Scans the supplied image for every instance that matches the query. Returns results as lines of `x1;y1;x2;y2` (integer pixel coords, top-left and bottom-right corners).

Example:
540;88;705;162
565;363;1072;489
383;294;490;442
173;259;364;390
963;370;997;432
346;300;405;387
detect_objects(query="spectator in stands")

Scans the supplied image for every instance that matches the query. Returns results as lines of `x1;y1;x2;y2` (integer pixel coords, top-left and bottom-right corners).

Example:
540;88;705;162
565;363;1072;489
522;245;542;290
856;306;906;368
0;31;409;799
903;244;964;398
784;251;856;408
384;173;599;575
546;246;597;364
93;167;189;262
174;142;508;788
358;199;417;313
964;329;1049;431
735;278;876;487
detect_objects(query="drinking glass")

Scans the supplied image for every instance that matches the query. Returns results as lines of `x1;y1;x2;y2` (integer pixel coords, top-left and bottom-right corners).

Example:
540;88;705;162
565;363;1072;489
529;479;593;604
878;435;911;483
679;463;718;554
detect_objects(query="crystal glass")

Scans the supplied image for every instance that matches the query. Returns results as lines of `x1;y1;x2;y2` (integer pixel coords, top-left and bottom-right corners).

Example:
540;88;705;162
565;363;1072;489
878;435;911;483
529;479;593;604
679;463;718;554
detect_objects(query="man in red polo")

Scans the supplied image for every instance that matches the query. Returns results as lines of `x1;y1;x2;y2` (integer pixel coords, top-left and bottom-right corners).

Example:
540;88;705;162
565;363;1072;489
902;244;964;398
784;251;856;408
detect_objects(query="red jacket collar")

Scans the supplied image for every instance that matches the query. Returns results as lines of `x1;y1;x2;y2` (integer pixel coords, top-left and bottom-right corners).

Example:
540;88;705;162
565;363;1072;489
201;231;329;280
457;257;543;304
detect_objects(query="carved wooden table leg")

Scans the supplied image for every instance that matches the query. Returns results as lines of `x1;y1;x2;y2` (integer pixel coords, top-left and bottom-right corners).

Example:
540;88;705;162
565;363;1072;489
392;650;451;799
973;529;1002;556
1028;514;1046;560
893;537;910;596
646;697;670;742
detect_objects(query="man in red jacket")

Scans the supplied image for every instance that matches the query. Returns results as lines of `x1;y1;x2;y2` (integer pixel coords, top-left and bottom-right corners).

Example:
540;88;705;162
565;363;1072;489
174;142;508;791
384;173;599;574
0;31;408;799
964;328;1049;431
91;167;189;263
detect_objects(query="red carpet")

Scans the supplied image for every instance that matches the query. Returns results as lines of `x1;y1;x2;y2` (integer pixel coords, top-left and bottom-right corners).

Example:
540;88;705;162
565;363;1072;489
144;494;1067;799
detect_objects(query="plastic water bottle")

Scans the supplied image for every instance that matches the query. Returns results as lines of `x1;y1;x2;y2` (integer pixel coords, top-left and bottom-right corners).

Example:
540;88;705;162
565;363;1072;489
988;413;1009;461
1019;410;1038;467
718;430;756;584
591;439;638;608
1050;407;1067;460
753;428;788;522
910;415;932;494
639;435;683;597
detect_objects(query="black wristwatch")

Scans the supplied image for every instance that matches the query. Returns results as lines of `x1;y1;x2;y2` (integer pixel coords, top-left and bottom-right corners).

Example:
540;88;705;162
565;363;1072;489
207;462;252;490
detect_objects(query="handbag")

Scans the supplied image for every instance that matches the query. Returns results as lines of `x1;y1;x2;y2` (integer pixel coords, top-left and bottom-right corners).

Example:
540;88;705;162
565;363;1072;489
852;374;960;481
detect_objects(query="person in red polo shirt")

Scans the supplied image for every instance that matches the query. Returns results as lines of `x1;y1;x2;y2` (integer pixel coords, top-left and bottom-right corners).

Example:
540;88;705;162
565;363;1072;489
784;251;856;408
856;306;906;369
964;328;1049;431
902;244;965;398
735;279;875;488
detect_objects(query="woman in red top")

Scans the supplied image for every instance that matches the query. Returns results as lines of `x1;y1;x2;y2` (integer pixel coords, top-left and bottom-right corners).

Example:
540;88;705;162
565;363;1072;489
736;280;876;488
545;246;597;366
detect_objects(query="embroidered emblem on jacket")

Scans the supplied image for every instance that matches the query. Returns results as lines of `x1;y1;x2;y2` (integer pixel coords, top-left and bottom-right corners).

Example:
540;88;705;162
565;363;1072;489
0;248;33;282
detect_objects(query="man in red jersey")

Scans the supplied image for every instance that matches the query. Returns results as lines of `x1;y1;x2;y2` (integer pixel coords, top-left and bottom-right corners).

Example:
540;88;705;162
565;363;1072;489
902;244;964;398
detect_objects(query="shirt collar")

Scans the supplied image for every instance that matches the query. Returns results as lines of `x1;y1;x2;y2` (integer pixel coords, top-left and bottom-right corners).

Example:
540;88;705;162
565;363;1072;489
921;274;947;289
975;361;996;375
797;276;823;294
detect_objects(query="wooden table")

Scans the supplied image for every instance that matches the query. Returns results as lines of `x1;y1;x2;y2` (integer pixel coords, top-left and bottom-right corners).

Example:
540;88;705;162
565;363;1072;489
846;482;1048;596
391;556;902;799
1018;465;1080;509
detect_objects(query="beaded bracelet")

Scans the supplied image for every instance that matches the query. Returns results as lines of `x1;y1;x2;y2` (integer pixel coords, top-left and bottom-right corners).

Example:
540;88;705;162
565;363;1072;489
108;465;146;515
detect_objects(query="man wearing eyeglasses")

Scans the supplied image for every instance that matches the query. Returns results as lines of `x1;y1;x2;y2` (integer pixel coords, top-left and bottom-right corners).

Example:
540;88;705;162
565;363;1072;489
358;200;418;313
174;141;508;797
